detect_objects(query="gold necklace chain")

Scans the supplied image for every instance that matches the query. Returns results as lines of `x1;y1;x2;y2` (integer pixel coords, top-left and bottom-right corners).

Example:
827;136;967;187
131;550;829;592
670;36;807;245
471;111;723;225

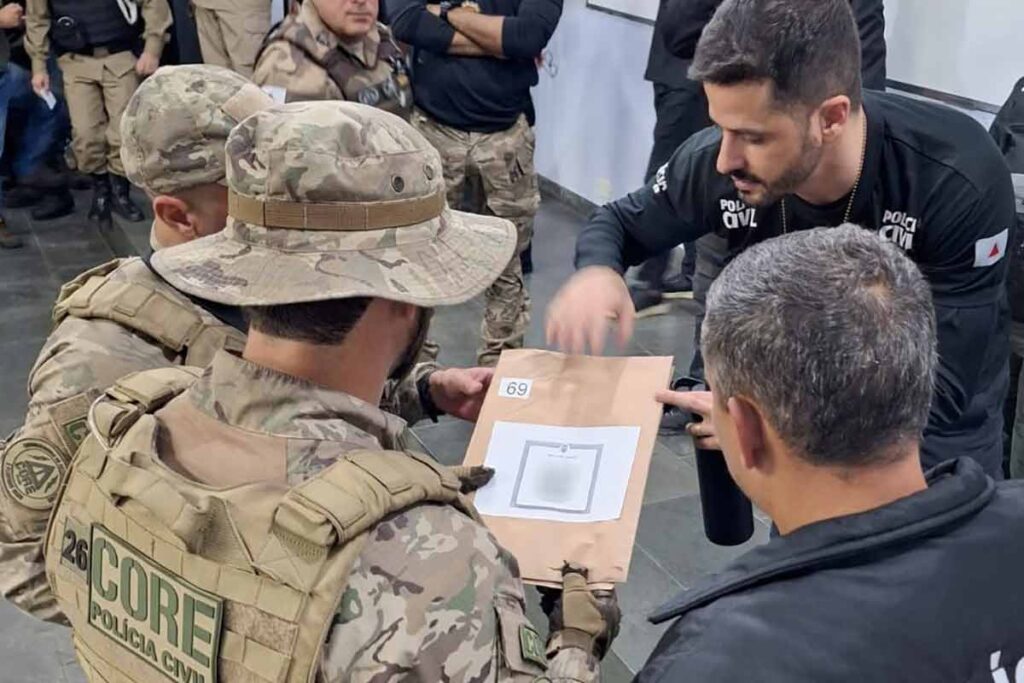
780;114;868;234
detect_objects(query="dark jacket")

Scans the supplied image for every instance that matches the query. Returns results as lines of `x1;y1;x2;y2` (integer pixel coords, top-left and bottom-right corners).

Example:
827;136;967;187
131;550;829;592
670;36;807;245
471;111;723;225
990;79;1024;323
643;0;718;88
638;459;1024;682
851;0;886;90
656;0;886;90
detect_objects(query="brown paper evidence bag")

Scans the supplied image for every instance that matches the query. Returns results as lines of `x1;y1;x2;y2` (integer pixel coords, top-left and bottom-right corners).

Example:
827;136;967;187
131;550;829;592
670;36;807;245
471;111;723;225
461;349;673;588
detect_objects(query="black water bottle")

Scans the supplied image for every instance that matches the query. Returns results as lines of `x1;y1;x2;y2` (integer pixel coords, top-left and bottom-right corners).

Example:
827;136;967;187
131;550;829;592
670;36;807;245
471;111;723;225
670;377;754;546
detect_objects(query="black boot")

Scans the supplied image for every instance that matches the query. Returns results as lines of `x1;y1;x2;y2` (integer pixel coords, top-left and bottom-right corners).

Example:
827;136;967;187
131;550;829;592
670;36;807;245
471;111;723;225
31;188;75;221
69;171;92;191
4;185;41;209
88;173;113;228
109;173;144;222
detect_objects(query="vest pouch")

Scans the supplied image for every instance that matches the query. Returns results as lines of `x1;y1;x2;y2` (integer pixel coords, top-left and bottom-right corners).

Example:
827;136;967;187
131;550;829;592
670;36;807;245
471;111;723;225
52;15;88;54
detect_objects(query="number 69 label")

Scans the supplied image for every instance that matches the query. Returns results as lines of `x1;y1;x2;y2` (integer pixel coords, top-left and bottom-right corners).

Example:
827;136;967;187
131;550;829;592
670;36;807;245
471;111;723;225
498;378;533;400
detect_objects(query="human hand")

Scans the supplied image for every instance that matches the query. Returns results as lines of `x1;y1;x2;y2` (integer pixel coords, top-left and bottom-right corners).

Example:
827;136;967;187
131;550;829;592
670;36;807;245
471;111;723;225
0;4;24;29
428;367;494;422
426;3;440;15
135;52;159;76
31;72;50;97
657;388;718;450
545;266;635;355
543;564;621;659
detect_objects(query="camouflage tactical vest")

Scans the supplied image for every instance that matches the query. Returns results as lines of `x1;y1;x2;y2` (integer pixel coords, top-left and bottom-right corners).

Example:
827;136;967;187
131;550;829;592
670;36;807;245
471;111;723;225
52;259;246;369
0;260;246;540
260;19;413;119
45;367;478;683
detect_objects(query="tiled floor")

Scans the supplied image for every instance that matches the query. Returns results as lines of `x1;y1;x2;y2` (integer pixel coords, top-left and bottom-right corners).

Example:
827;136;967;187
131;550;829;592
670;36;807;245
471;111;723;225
0;189;770;681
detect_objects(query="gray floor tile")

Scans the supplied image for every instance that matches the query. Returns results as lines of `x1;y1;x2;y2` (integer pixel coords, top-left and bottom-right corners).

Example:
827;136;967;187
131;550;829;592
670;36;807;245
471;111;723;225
413;417;477;465
610;545;683;672
0;251;57;286
0;601;79;682
643;444;700;505
600;650;636;683
636;493;769;588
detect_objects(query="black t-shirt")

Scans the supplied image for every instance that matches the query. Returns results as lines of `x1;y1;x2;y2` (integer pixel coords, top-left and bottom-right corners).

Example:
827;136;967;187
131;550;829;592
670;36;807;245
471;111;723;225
576;91;1017;476
387;0;562;132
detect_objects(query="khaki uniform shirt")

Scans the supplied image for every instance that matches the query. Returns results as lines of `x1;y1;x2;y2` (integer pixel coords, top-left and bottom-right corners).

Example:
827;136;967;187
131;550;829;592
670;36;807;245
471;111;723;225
155;351;598;682
24;0;172;75
191;0;268;11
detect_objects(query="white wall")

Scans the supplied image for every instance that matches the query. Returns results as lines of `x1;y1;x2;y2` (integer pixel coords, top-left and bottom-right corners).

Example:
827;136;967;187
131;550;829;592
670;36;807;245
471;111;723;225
885;0;1024;107
533;0;656;205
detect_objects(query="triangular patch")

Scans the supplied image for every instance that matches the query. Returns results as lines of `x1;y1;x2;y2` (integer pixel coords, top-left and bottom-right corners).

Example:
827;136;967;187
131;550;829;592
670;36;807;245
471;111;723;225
974;229;1009;267
14;460;55;494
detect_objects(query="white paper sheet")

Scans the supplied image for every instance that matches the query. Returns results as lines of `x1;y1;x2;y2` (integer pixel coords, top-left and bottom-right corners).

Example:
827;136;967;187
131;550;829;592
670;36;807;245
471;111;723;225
473;421;641;523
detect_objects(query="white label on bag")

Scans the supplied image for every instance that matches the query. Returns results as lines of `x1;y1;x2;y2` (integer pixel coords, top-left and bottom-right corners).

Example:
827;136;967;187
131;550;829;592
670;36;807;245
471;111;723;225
498;378;533;399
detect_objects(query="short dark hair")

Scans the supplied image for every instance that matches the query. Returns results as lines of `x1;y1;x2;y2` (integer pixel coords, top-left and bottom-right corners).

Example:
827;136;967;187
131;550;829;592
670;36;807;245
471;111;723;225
244;297;372;345
702;226;937;468
690;0;863;110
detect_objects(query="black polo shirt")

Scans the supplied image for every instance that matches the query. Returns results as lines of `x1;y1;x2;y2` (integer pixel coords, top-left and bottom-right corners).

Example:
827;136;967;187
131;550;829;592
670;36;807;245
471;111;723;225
576;91;1017;476
387;0;562;132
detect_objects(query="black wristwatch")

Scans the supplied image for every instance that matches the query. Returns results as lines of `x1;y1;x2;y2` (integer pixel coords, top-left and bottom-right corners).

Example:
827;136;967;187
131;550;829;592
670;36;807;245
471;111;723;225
417;371;444;423
439;0;462;23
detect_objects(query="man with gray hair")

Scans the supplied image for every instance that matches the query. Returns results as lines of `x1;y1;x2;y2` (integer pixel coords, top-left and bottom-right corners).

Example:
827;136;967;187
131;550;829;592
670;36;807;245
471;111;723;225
635;226;1024;681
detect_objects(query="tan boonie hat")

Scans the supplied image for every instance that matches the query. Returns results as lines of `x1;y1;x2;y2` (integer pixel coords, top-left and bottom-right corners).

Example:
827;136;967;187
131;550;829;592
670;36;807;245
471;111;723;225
151;102;516;307
120;64;274;195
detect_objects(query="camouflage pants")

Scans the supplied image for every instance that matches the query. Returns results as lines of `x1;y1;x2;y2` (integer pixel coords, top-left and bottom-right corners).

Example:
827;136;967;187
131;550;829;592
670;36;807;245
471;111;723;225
412;111;540;367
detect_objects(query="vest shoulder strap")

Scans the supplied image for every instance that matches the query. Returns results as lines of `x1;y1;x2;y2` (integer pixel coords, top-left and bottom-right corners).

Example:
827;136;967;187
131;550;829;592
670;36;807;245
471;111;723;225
52;259;242;362
260;449;478;590
88;366;204;448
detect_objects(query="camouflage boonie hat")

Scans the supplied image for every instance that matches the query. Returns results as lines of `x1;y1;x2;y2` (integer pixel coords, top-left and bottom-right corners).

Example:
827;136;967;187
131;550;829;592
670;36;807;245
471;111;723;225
151;102;516;307
120;64;274;195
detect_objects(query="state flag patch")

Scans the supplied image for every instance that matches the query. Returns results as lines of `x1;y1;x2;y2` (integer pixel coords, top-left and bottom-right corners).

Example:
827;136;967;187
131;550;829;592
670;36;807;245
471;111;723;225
974;229;1009;267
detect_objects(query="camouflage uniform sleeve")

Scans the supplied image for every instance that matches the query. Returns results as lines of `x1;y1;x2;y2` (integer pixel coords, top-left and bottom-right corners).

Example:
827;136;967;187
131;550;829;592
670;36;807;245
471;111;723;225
379;361;438;427
24;0;50;75
252;40;344;102
316;505;600;682
139;0;173;59
0;317;175;623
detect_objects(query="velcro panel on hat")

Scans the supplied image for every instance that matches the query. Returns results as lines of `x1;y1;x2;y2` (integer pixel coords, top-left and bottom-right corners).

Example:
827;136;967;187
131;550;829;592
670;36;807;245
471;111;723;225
222;83;274;123
228;190;444;231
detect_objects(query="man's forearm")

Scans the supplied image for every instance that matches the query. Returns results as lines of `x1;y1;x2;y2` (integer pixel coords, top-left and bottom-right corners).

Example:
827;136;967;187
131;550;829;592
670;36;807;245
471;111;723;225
449;30;492;56
140;0;173;58
422;5;502;57
24;0;51;74
446;9;505;56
